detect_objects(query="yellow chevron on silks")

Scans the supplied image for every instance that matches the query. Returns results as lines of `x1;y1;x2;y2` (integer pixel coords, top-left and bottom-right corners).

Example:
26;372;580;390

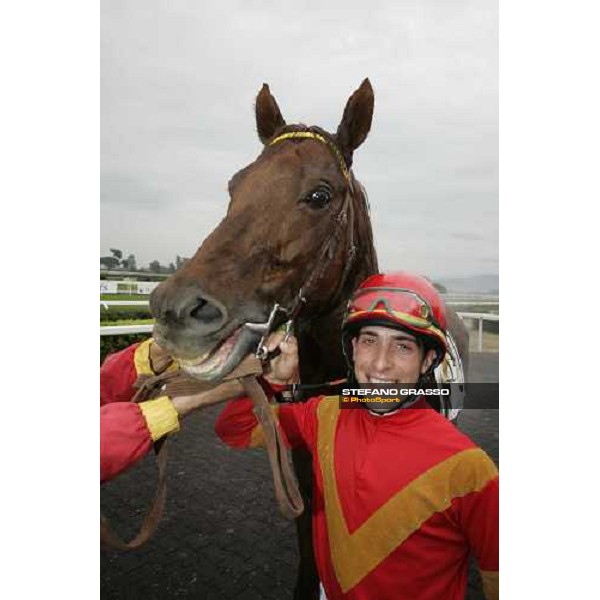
316;398;498;593
249;405;281;448
480;570;499;600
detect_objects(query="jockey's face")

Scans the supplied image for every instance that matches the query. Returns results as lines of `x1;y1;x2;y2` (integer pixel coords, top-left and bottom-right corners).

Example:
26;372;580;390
351;324;435;399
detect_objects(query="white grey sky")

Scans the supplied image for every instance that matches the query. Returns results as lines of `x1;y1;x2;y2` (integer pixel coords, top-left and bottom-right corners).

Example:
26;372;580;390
101;0;497;279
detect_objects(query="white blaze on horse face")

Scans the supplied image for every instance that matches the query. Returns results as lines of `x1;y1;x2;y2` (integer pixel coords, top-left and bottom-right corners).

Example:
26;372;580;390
351;325;434;385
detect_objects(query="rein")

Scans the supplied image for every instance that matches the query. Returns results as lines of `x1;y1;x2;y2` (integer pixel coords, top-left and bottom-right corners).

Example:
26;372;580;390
101;354;305;551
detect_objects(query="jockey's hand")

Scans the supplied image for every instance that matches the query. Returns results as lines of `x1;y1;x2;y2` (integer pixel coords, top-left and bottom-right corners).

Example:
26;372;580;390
262;330;299;386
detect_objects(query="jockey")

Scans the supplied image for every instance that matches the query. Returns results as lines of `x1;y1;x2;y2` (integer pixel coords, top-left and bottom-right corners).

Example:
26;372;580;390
215;271;499;600
341;271;450;412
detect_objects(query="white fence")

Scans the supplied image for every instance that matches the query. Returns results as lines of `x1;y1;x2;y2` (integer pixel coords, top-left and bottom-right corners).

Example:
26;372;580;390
457;312;499;352
101;300;149;309
446;302;499;307
100;299;154;336
100;324;155;336
100;281;161;295
100;301;499;351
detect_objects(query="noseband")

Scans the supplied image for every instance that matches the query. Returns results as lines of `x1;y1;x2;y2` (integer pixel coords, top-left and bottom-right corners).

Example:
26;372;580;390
250;130;360;359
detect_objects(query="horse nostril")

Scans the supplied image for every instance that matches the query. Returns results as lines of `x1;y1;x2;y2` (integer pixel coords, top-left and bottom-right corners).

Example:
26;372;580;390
189;297;223;323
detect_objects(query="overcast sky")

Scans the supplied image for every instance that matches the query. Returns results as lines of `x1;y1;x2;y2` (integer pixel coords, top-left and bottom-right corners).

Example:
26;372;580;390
101;0;497;279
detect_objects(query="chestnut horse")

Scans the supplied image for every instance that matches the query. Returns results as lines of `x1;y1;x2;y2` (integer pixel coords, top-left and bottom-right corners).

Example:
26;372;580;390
150;79;469;599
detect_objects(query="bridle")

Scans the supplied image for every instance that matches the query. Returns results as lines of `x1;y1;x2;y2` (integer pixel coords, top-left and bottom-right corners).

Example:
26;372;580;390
101;132;370;550
247;129;362;360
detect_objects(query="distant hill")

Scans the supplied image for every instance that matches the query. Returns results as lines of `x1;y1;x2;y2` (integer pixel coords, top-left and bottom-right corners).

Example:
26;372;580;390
437;274;499;295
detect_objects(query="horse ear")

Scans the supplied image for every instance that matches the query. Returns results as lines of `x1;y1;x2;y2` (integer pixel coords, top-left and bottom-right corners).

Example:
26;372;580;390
255;83;286;144
336;78;374;165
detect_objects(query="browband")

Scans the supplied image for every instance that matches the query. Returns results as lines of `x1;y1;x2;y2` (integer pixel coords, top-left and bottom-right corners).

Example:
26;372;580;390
269;131;350;182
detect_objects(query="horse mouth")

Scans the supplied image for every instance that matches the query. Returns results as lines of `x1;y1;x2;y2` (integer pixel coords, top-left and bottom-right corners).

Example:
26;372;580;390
175;325;258;381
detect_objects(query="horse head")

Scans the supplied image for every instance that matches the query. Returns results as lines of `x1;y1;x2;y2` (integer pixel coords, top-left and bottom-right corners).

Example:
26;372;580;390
150;79;377;381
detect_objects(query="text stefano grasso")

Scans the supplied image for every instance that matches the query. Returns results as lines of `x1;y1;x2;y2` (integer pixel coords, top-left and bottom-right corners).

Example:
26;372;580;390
341;387;450;396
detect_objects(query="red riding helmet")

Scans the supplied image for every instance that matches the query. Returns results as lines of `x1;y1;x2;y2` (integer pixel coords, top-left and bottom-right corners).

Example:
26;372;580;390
342;272;448;370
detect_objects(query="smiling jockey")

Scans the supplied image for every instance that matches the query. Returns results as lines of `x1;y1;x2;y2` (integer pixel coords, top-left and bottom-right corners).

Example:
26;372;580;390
215;272;499;600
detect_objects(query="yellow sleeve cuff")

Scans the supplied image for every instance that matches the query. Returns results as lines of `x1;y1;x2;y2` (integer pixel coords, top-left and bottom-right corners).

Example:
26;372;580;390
139;396;181;441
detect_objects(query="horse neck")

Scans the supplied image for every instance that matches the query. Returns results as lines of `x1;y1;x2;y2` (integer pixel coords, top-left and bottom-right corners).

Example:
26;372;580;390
297;177;378;384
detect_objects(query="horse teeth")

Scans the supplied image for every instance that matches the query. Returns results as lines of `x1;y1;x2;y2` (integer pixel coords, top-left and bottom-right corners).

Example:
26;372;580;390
177;327;242;377
178;352;209;367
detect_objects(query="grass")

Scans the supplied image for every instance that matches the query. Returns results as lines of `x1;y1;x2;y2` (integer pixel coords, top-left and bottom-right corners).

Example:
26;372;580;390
100;295;151;322
101;306;151;319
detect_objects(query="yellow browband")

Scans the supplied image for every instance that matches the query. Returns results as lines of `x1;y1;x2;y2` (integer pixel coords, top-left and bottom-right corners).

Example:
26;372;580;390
269;131;351;182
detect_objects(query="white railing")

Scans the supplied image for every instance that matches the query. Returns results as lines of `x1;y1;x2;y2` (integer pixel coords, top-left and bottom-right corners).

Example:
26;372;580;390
456;312;499;352
100;302;499;352
100;300;153;335
101;301;149;309
446;302;499;306
101;301;500;310
100;280;161;295
100;324;154;336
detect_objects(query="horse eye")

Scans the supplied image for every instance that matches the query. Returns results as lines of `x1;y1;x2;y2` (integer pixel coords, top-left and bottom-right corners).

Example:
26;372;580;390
305;187;332;209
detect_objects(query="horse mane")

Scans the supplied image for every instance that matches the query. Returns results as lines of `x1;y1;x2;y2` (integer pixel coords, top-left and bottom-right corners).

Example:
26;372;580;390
350;175;379;278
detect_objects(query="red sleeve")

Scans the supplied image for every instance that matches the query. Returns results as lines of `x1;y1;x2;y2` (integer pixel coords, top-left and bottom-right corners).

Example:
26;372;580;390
214;397;260;448
215;395;320;451
458;475;499;571
100;343;141;406
100;341;152;482
100;401;153;482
